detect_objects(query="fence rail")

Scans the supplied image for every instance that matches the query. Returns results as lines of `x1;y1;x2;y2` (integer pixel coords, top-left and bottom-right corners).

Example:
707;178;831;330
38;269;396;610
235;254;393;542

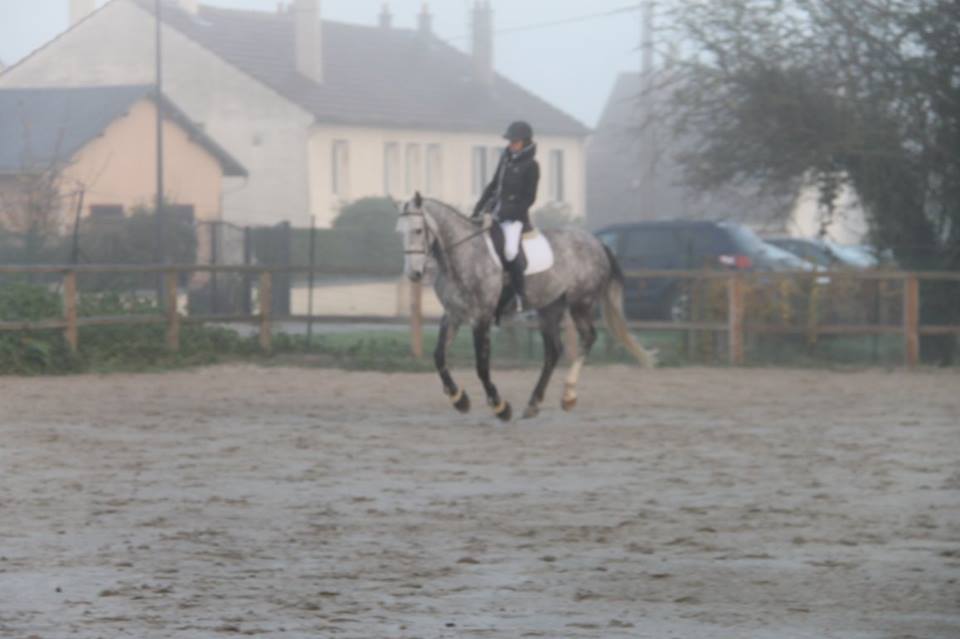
2;264;958;367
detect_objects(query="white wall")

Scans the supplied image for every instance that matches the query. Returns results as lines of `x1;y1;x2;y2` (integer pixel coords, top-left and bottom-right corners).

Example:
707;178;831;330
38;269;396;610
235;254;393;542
308;124;586;227
787;182;869;244
0;0;314;228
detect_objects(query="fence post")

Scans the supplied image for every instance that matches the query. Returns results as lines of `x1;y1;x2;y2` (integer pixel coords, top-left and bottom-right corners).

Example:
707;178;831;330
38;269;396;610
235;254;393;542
63;270;78;354
806;274;821;349
165;270;180;352
242;226;253;315
306;215;317;343
903;275;919;367
259;270;272;353
210;222;219;314
410;279;423;358
727;274;745;366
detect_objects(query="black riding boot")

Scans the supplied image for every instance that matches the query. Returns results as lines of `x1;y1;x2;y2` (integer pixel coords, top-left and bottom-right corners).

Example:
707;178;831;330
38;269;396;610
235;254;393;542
507;259;527;313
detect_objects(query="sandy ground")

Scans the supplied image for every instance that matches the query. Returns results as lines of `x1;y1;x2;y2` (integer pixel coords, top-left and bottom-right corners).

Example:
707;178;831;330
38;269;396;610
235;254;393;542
0;365;958;639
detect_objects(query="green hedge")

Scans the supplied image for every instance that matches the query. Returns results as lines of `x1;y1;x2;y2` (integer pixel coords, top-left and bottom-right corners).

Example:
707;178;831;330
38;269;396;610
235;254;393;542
291;228;402;275
0;282;259;375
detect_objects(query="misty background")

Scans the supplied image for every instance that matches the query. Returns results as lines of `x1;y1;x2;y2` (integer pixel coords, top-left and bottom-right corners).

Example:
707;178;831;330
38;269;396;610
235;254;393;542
0;0;646;127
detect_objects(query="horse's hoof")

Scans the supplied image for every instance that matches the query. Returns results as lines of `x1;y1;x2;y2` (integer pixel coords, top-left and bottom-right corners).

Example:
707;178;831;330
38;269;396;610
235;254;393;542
522;404;539;419
495;401;513;422
561;395;577;411
451;389;471;414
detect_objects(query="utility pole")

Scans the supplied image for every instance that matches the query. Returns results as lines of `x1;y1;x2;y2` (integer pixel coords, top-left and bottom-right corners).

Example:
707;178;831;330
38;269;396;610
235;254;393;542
155;0;166;267
639;0;657;219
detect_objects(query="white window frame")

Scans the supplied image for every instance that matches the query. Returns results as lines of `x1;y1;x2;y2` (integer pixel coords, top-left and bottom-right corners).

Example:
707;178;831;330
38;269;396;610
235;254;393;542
405;143;422;194
331;140;350;198
384;142;401;196
487;146;502;183
425;144;443;197
549;149;565;203
471;146;488;196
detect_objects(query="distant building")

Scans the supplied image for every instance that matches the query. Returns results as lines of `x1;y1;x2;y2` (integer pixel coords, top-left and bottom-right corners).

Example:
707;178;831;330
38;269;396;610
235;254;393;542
588;72;867;243
587;72;792;232
0;85;245;230
0;0;589;228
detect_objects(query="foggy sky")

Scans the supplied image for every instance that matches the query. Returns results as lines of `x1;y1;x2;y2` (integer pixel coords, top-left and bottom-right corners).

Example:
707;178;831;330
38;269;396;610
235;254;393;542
0;0;645;127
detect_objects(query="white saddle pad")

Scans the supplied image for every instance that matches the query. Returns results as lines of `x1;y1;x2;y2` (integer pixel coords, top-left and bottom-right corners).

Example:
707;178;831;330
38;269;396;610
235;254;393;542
485;229;555;275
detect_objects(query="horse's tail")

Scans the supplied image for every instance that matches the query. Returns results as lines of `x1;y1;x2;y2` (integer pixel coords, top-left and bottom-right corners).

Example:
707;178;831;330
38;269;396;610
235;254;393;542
601;245;658;368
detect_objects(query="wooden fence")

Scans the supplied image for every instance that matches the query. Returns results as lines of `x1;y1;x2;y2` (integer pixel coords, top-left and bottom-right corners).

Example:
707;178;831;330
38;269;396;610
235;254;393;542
1;264;958;367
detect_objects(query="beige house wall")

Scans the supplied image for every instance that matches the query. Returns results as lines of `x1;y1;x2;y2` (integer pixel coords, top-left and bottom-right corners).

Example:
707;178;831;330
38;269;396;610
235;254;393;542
309;125;587;227
62;98;225;221
0;0;312;227
2;0;588;230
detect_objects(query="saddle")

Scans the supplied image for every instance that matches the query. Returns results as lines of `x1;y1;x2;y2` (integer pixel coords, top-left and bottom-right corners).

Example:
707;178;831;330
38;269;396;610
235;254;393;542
485;223;554;276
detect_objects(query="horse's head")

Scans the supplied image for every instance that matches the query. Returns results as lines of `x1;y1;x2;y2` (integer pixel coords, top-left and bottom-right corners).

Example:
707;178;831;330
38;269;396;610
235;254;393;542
396;191;434;282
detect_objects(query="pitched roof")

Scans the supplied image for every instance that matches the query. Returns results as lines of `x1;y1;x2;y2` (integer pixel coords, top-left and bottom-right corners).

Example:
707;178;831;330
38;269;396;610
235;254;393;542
133;0;588;137
587;72;791;230
0;85;247;176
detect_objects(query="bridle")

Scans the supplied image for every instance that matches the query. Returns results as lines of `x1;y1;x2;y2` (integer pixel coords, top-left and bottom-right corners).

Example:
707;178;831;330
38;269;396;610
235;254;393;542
399;201;488;257
398;205;435;258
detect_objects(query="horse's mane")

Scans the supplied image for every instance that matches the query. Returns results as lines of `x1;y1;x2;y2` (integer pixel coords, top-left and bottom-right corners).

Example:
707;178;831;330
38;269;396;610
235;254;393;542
424;198;473;223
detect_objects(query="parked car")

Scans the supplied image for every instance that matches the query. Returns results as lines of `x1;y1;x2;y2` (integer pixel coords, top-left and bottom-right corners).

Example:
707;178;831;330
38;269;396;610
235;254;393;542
765;237;880;269
595;220;810;320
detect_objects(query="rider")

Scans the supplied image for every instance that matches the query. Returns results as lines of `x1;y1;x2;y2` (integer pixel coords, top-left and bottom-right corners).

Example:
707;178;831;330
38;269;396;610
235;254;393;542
472;120;540;313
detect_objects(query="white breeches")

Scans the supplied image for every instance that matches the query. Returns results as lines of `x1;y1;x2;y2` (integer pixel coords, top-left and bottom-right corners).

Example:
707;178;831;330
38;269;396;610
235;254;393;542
501;221;523;262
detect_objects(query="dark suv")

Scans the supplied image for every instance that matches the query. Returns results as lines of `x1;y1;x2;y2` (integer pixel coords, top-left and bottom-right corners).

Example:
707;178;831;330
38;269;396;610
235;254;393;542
595;220;809;320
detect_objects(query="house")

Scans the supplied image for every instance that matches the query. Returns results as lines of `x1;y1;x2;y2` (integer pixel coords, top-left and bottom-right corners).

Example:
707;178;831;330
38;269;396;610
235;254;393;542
587;72;867;243
0;0;589;228
0;84;246;231
587;72;793;232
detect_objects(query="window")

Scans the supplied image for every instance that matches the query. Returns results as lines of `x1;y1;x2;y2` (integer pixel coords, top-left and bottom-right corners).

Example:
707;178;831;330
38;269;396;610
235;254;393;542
425;144;443;197
471;146;488;196
487;146;502;182
549;149;565;202
384;142;401;196
89;204;124;220
331;140;350;197
623;228;683;260
405;143;422;194
596;231;619;254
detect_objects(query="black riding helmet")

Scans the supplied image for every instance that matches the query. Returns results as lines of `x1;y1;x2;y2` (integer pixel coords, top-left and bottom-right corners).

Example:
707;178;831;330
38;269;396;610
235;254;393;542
503;120;533;142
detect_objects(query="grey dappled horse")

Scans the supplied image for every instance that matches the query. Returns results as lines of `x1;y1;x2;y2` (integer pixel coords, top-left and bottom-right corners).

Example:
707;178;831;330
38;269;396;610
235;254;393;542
397;193;655;421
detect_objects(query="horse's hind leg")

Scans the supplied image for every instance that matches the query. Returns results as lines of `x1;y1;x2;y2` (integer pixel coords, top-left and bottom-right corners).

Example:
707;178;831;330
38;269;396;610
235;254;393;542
436;314;470;413
562;303;599;411
522;296;567;419
473;322;512;421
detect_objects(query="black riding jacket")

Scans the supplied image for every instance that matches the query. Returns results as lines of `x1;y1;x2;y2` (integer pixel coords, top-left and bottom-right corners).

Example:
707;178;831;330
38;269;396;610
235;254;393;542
474;143;540;232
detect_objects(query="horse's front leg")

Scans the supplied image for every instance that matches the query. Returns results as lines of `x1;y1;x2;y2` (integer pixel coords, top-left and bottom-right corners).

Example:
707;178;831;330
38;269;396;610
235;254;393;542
473;321;512;421
436;314;470;413
522;296;568;419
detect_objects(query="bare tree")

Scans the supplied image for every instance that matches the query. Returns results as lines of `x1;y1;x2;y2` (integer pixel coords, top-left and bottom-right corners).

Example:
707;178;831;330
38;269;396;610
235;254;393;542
0;117;81;261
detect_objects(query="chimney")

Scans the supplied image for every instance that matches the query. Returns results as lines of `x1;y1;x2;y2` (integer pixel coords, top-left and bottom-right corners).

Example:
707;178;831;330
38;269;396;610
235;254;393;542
379;3;392;29
69;0;97;27
472;1;494;88
418;3;432;38
178;0;199;15
294;0;323;83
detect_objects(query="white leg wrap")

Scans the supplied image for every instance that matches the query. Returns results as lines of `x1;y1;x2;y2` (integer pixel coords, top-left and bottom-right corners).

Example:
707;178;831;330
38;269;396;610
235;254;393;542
564;357;585;400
